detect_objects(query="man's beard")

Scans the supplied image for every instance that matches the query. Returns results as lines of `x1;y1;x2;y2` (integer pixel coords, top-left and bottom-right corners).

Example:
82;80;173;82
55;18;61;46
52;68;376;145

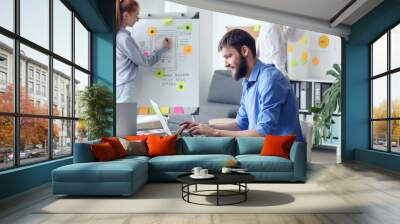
233;54;248;81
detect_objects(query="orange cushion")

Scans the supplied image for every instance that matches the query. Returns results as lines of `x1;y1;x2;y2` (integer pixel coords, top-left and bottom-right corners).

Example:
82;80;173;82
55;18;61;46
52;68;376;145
259;135;296;159
101;137;126;158
146;135;177;157
91;142;117;161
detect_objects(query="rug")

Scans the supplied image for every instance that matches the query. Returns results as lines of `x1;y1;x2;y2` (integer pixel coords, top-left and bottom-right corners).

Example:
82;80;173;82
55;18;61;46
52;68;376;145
37;183;362;214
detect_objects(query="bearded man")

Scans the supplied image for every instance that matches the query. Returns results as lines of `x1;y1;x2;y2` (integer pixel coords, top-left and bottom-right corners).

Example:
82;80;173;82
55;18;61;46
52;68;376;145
180;29;303;141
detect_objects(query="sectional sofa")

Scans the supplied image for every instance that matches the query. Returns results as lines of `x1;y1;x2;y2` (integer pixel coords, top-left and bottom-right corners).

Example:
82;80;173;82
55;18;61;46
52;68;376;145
52;137;307;196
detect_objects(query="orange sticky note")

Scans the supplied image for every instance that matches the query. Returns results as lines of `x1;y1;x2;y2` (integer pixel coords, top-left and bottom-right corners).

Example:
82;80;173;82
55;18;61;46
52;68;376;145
183;45;192;55
138;106;149;115
173;107;184;114
160;106;169;115
147;27;157;37
312;56;320;65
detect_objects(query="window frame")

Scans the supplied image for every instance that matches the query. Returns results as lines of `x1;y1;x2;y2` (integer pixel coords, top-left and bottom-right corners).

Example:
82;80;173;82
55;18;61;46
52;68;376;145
0;0;92;171
370;20;400;154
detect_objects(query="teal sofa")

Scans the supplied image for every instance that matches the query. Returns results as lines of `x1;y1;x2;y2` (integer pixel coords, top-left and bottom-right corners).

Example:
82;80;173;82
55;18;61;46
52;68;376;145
52;137;306;196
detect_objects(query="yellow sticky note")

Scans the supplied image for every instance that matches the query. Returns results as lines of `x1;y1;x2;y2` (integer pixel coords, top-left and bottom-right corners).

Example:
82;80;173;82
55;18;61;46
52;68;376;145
183;23;192;32
154;69;165;78
176;81;186;91
138;107;149;115
290;59;298;68
253;24;261;32
299;36;307;45
287;44;294;53
147;27;157;37
183;44;192;55
312;56;320;65
300;57;307;65
318;35;330;48
162;18;173;26
160;106;169;115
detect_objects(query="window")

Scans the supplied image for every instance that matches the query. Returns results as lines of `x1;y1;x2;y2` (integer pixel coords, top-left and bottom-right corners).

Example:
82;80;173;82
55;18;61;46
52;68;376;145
0;0;14;32
370;22;400;154
0;1;91;170
28;81;34;94
74;18;89;70
0;71;6;85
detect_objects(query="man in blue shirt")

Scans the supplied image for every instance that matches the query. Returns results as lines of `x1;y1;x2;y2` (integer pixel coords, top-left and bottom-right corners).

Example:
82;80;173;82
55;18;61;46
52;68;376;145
180;29;303;141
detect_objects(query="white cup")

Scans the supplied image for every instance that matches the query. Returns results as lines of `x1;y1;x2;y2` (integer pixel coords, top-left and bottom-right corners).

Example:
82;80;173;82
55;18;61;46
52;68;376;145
191;167;202;176
200;169;208;176
221;167;232;174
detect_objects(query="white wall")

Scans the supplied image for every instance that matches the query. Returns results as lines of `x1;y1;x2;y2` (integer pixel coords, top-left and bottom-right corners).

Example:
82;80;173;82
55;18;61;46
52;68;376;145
212;13;261;71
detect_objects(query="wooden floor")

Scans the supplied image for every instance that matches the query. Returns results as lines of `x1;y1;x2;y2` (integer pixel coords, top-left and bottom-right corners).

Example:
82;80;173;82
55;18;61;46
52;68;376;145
1;150;400;224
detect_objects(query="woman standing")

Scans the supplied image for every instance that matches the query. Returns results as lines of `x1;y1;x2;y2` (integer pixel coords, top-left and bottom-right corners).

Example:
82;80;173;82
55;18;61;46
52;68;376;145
116;0;170;103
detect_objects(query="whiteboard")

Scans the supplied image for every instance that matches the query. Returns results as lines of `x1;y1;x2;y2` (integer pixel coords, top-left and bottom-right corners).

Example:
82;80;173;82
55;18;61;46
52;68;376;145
287;30;341;82
128;15;199;115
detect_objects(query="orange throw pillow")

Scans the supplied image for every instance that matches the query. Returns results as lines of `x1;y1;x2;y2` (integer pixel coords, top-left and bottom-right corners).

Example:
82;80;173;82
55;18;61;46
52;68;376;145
260;135;296;159
91;142;117;162
146;135;177;157
101;137;126;158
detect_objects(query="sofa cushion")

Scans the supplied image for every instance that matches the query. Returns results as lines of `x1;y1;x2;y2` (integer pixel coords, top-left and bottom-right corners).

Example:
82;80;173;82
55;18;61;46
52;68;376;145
91;142;118;162
147;135;177;157
236;155;293;172
260;135;296;159
73;140;100;163
148;154;235;172
178;137;235;155
52;158;147;183
236;137;264;155
101;137;127;158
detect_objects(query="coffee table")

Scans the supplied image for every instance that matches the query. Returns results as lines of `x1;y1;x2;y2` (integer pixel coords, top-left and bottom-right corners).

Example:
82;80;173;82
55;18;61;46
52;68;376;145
177;172;255;206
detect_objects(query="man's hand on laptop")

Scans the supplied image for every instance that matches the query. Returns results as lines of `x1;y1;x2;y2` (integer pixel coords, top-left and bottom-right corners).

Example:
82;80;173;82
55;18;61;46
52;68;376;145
178;121;218;136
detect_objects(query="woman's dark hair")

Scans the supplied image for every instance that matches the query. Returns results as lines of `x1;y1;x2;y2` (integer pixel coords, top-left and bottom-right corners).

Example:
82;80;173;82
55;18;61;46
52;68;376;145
116;0;139;31
218;29;256;56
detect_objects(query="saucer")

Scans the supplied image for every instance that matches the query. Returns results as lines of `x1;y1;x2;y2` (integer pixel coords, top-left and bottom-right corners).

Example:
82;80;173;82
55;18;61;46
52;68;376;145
190;174;215;179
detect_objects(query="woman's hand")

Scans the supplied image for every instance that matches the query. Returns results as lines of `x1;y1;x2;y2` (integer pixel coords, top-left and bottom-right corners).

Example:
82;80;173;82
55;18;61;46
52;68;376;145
162;37;171;49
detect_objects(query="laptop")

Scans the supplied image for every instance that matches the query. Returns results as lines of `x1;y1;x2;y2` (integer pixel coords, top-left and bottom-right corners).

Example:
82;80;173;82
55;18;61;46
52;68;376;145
149;99;194;136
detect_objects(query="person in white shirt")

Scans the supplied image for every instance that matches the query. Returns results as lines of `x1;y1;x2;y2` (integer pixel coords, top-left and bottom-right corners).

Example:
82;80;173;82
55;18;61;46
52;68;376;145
256;22;302;79
116;0;171;103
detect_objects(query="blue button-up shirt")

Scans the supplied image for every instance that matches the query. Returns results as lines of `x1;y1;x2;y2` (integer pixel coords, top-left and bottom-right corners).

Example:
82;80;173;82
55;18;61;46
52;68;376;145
236;60;304;141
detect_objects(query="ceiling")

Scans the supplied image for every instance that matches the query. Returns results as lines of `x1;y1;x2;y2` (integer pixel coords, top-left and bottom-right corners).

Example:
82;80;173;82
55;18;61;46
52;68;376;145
170;0;384;37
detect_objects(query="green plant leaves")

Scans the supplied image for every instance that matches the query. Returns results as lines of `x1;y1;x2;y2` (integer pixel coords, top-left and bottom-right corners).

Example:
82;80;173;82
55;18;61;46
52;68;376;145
79;84;114;140
311;64;341;144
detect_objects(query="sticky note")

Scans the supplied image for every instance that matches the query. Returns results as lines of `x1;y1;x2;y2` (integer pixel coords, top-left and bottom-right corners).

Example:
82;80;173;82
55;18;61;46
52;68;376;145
173;107;184;114
300;58;307;65
149;107;156;115
138;107;149;115
318;35;330;48
290;59;297;68
183;44;192;55
183;23;192;32
312;56;319;65
287;44;294;53
253;24;261;32
176;81;186;91
162;18;173;26
147;27;157;37
160;106;169;115
298;36;307;45
154;69;165;78
301;51;308;60
143;50;150;57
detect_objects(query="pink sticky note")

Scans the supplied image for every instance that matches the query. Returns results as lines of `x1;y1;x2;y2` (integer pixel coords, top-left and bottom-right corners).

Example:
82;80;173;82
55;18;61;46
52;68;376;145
173;106;184;114
143;51;150;57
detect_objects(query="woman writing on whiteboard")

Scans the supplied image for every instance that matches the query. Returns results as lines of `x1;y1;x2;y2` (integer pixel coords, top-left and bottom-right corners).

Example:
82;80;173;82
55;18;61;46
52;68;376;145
116;0;171;103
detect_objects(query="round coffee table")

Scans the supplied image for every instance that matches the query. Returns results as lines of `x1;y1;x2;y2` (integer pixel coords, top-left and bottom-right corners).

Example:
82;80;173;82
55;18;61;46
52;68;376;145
177;173;255;206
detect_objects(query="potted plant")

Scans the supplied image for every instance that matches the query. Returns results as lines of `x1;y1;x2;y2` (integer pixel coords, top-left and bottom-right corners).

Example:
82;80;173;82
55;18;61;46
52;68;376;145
79;84;113;140
309;64;341;145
